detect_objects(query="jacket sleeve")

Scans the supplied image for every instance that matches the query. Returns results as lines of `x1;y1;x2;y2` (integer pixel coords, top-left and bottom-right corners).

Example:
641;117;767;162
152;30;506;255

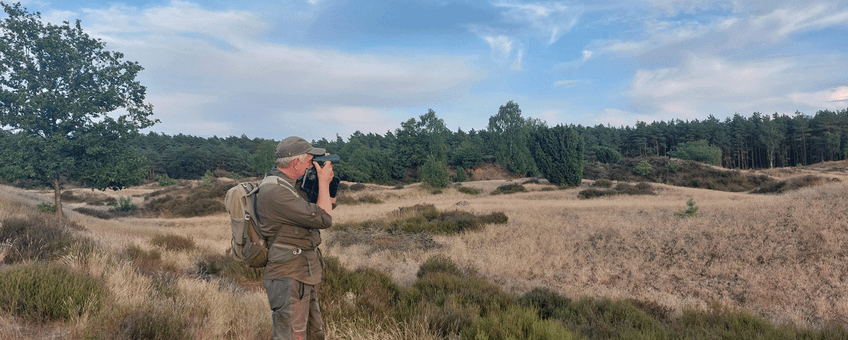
255;183;332;238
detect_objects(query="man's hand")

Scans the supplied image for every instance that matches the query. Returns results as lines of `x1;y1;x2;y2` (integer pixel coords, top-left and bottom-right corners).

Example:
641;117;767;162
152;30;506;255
313;160;334;215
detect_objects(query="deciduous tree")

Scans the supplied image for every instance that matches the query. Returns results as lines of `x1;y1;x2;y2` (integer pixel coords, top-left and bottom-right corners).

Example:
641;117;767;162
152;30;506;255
0;3;157;217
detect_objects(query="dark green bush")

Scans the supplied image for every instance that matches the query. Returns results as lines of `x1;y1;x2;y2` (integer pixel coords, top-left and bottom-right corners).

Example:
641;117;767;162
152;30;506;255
0;263;105;322
417;254;463;279
461;305;579;340
37;202;55;213
413;272;514;317
457;186;480;195
0;215;79;264
112;196;136;212
156;174;178;186
150;233;196;251
578;188;616;199
593;179;613;188
490;183;527;195
349;183;367;191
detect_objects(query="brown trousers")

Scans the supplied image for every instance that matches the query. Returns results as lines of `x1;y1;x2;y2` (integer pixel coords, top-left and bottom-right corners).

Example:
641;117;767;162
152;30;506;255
264;278;324;340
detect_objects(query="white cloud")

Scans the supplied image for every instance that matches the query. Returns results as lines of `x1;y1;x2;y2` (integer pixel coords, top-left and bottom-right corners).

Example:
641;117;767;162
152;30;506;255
554;80;580;87
483;35;514;60
788;86;848;111
492;1;578;45
512;48;524;71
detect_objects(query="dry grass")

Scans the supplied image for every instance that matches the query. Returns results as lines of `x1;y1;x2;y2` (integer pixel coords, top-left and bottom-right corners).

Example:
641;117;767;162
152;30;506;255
1;165;846;336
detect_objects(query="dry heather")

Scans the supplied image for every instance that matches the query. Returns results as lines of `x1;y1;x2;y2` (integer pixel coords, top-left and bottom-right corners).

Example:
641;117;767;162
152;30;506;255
2;163;846;335
326;173;848;330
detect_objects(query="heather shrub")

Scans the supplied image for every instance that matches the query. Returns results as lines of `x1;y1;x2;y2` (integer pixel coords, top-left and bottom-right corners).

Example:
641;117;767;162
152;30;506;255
88;305;189;340
416;254;463;279
349;183;367;191
490;183;527;195
156;174;178;186
457;186;480;195
593;179;613;188
0;263;106;322
0;214;79;264
461;305;579;340
123;244;176;273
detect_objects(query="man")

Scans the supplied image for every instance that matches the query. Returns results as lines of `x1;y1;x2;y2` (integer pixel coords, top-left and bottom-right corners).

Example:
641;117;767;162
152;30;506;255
255;136;335;340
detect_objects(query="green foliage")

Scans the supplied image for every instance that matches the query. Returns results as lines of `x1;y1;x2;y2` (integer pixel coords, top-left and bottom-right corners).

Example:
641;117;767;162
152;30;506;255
420;154;450;189
156;174;178;186
249;139;278;176
594;145;622;164
0;215;79;264
593;179;613;188
675;199;699;218
112;196;136;212
490;183;527;195
150;233;196;251
0;263;106;322
199;170;216;188
37;202;55;213
0;3;157;217
665;162;681;173
455;166;468;182
530;125;585;186
417;254;464;278
633;160;652;176
458;186;480;195
669;140;722;166
461;305;579;340
488;101;538;176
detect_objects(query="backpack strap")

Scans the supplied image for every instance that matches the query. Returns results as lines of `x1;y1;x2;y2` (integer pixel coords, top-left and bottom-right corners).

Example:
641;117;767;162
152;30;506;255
251;175;299;249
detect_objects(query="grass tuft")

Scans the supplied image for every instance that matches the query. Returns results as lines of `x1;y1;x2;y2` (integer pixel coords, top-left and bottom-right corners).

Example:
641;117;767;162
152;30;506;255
0;263;106;322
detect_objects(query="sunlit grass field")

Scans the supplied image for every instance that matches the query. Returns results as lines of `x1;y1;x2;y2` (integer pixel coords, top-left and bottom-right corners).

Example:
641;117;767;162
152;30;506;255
1;162;847;339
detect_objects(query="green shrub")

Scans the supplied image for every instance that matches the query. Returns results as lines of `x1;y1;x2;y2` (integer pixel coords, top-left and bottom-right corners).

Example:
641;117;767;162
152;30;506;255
349;183;367;191
413;272;513;316
0;215;78;264
150;233;196;251
457;186;480;195
36;202;55;213
675;199;698;218
200;169;216;188
417;254;463;279
633;160;652;176
0;263;105;322
578;188;616;199
490;183;527;195
420;155;450;189
561;297;670;340
461;305;579;340
156;174;178;186
454;166;468;182
112;196;136;212
593;179;613;188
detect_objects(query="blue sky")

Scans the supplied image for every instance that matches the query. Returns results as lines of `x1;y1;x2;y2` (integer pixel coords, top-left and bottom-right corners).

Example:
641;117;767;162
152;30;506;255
15;0;848;141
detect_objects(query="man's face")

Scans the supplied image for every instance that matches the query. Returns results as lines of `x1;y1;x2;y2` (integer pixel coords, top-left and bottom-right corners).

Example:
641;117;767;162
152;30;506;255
297;154;314;177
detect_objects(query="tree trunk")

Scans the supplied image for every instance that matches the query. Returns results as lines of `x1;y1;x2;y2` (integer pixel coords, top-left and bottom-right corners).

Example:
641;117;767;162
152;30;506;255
53;177;63;219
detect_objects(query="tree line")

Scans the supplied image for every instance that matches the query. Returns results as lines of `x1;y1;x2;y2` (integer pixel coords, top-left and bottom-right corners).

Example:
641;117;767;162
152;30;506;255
130;102;848;186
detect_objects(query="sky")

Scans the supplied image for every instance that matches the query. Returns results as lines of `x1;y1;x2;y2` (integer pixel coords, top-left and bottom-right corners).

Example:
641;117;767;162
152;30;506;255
12;0;848;141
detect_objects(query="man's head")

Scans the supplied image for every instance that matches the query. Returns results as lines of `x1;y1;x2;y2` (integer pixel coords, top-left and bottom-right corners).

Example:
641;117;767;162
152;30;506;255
275;137;326;176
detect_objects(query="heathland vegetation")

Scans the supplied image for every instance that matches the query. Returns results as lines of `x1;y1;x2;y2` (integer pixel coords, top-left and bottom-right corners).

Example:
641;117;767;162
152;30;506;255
2;160;847;339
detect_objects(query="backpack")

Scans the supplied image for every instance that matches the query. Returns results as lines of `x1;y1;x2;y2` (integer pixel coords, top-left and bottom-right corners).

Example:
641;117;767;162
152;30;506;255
224;181;271;268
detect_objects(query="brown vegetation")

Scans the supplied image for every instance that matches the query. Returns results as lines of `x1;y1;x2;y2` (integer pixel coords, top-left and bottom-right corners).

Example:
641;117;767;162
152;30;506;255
1;160;846;338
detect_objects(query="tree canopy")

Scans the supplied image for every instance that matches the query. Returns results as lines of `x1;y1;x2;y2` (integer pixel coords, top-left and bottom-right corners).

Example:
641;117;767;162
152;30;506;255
0;2;157;217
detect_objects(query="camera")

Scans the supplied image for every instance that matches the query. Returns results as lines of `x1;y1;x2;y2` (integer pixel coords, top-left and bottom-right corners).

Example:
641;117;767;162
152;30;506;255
300;154;341;203
312;154;340;166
